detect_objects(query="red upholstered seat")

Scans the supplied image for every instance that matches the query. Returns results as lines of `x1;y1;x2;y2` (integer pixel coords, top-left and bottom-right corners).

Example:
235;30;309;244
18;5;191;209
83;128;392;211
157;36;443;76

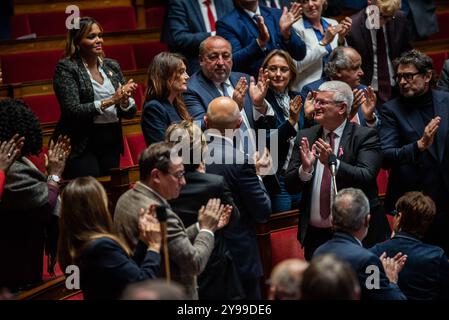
133;41;168;69
270;227;304;268
427;51;448;76
376;169;389;197
127;133;146;165
22;94;61;124
28;11;69;37
134;84;145;111
145;6;166;29
103;44;137;71
429;12;449;41
65;292;84;300
10;14;31;39
82;7;137;33
1;50;63;83
120;136;134;168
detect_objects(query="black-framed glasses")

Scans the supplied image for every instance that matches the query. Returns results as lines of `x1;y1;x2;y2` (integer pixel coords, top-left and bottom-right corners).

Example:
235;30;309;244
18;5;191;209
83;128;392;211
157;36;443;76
165;170;186;180
393;72;421;82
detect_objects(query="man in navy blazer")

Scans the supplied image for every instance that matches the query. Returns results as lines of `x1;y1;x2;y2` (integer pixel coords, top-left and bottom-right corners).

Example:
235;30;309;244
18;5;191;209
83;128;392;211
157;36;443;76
301;46;379;129
161;0;234;74
204;97;272;300
314;188;406;300
380;49;449;256
216;0;306;77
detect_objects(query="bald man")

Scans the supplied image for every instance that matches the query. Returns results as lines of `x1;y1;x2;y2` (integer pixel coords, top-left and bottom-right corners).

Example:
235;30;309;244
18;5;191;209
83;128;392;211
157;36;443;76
268;259;309;300
204;97;271;300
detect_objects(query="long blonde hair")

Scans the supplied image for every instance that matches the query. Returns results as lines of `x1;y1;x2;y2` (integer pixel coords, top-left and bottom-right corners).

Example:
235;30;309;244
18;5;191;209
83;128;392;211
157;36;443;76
57;177;131;270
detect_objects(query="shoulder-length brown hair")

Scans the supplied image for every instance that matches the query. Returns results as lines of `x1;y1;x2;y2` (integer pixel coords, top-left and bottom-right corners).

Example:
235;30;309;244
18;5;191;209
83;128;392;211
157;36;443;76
57;177;131;270
64;16;104;60
261;49;298;91
145;52;192;121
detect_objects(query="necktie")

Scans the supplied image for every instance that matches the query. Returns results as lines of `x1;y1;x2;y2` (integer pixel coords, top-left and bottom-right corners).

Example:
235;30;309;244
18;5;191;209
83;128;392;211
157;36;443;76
220;82;229;97
376;28;391;104
203;0;216;32
320;131;335;220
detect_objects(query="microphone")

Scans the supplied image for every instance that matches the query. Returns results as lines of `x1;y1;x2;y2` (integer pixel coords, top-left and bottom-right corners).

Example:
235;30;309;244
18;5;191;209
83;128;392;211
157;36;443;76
328;154;338;196
156;205;171;282
328;154;337;177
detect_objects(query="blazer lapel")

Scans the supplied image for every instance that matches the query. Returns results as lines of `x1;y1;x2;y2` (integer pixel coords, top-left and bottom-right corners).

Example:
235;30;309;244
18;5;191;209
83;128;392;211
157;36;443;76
434;92;449;162
199;71;222;100
338;121;352;160
238;8;260;39
76;57;95;101
192;1;207;32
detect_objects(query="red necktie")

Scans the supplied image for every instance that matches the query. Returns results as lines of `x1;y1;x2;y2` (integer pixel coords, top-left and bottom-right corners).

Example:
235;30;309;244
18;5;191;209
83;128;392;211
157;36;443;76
203;0;216;32
320;132;335;220
376;28;391;104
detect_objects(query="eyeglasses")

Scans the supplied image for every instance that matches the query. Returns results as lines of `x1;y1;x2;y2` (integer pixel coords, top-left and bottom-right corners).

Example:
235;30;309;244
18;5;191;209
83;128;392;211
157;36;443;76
266;65;290;73
165;170;186;180
314;99;343;107
393;72;421;82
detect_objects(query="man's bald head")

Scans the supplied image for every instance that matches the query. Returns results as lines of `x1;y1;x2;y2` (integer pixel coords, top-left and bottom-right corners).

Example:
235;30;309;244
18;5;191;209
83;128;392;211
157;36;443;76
268;259;309;300
205;96;242;132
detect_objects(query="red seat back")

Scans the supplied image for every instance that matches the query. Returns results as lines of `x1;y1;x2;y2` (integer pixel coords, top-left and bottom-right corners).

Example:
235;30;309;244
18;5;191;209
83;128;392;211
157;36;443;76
133;41;168;69
10;14;31;39
22;94;61;124
83;7;137;33
127;133;146;165
120;136;134;168
270;227;304;268
145;6;166;29
427;51;448;76
134;84;145;111
103;44;137;71
376;169;389;197
28;11;69;37
1;50;63;83
429;12;449;41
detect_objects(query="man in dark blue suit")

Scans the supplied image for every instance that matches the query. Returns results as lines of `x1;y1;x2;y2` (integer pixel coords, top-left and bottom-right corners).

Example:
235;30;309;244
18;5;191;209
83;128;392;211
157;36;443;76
314;188;406;300
161;0;234;74
216;0;306;77
204;96;272;299
301;46;379;129
370;191;449;300
380;49;449;256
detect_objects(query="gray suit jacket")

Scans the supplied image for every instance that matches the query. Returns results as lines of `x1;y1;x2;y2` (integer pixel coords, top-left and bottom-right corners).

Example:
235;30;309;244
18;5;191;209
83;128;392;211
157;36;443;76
113;181;215;299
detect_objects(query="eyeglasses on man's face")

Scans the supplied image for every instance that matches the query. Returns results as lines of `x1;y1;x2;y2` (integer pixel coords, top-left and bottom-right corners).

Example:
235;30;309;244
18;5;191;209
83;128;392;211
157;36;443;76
393;72;421;82
165;170;186;180
314;99;343;107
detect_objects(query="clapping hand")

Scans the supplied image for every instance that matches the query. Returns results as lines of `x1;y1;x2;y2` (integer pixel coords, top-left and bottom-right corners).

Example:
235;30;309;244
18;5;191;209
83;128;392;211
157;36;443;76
232;77;248;111
0;134;24;172
289;95;302;126
139;204;161;252
250;68;270;114
279;2;302;41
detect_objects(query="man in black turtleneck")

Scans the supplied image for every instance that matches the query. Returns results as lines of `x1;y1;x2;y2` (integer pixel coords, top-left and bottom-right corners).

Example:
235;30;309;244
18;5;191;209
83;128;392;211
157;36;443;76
380;49;449;256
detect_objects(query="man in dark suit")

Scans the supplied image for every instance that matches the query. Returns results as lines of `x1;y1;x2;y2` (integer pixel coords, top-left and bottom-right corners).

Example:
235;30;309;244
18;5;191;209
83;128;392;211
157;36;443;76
345;0;412;104
401;0;438;40
216;0;306;77
380;49;449;256
370;191;449;300
285;80;387;260
161;0;235;74
314;188;406;300
262;0;291;9
437;59;449;92
301;46;379;128
204;96;272;299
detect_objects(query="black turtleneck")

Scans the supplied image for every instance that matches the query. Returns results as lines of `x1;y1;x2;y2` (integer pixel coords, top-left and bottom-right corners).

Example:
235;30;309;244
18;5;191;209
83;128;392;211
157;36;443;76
399;89;434;125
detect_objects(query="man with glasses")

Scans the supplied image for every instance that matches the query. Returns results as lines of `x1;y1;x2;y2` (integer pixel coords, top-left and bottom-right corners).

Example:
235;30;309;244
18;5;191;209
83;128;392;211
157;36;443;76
286;80;385;260
114;142;229;299
346;0;412;104
380;49;449;256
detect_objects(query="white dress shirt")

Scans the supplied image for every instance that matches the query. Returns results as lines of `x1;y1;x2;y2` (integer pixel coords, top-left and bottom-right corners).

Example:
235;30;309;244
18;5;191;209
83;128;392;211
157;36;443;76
197;0;217;35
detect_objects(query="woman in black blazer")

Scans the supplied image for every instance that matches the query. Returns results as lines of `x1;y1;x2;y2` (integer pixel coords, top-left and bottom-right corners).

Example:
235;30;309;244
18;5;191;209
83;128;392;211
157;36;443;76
141;52;191;146
53;17;137;179
58;177;161;300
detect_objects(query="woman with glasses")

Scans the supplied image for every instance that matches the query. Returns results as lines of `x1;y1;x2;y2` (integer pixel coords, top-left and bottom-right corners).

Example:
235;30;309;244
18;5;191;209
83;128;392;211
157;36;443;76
53;17;138;179
292;0;352;91
141;52;192;147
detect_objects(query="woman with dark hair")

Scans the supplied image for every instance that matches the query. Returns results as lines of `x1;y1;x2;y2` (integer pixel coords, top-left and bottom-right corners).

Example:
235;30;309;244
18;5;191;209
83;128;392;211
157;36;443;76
0;98;70;292
58;176;161;300
53;16;137;179
141;52;192;146
261;50;305;212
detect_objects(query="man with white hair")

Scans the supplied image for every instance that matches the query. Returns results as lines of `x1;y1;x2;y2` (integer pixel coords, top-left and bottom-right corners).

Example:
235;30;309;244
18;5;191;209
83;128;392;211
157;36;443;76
285;80;386;260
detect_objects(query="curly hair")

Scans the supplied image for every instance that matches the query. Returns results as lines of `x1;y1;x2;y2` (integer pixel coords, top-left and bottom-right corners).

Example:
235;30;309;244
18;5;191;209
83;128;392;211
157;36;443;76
0;98;42;156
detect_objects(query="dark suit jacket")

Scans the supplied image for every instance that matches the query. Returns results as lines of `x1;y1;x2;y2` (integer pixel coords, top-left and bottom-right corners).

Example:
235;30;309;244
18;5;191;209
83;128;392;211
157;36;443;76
300;77;379;128
406;0;438;38
78;237;161;300
437;60;449;92
216;5;306;77
370;231;449;300
141;98;184;146
285;122;384;244
379;90;449;214
161;0;234;74
345;10;412;87
314;232;406;300
205;134;271;278
53;57;136;159
184;70;257;131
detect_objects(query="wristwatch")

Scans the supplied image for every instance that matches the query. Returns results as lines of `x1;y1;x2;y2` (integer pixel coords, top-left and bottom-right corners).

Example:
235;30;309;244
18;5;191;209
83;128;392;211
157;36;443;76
47;175;61;183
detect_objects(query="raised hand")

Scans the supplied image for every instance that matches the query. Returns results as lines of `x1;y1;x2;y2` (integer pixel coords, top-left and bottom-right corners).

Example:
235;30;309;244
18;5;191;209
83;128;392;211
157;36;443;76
289;95;302;126
304;91;315;120
217;204;233;230
379;252;406;284
253;147;273;176
232;77;248;111
256;15;270;48
198;198;222;232
418;116;441;151
321;24;342;45
360;86;377;122
313;138;333;165
299;137;316;173
337;16;352;44
0;134;24;172
46;135;71;178
139;204;161;252
351;88;365;119
250;68;270;114
279;3;302;41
